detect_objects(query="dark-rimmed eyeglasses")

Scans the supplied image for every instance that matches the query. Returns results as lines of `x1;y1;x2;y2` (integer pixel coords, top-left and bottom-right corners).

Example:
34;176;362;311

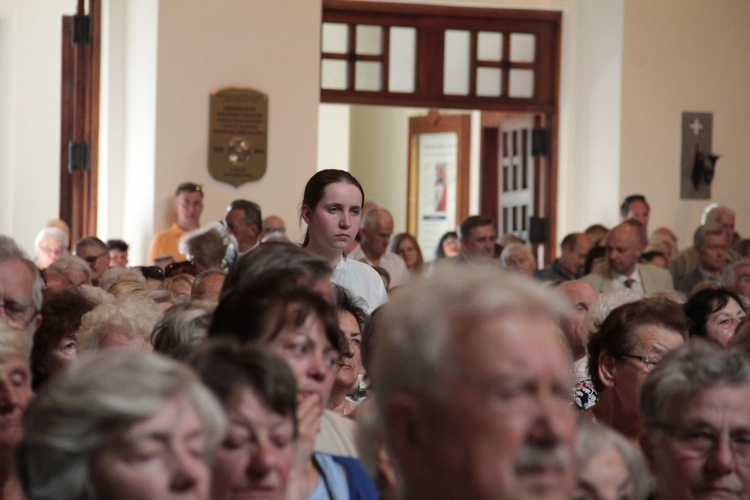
617;353;660;372
649;423;750;462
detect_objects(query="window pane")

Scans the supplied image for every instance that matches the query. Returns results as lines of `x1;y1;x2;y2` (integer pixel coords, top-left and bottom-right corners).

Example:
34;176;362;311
322;23;348;53
355;61;382;91
510;33;535;62
389;27;416;93
476;67;502;96
321;59;348;90
509;69;534;97
477;31;502;61
444;30;470;95
356;25;382;55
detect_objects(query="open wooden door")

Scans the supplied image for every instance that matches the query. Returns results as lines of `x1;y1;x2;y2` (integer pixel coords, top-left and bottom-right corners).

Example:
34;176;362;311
480;112;555;264
60;0;100;245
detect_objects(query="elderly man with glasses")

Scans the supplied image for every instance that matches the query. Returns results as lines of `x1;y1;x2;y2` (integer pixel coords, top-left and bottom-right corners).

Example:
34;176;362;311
0;236;43;338
640;340;750;498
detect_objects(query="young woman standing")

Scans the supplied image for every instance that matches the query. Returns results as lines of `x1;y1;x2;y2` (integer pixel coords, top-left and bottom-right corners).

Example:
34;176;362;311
300;169;387;313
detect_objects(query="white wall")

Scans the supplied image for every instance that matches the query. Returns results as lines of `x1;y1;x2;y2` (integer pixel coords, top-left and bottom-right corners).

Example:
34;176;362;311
318;104;351;171
620;0;750;246
0;1;75;256
0;0;322;263
99;0;159;263
146;0;321;262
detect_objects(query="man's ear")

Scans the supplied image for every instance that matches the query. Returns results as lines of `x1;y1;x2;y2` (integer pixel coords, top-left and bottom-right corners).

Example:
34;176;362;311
384;393;430;471
32;313;43;336
598;351;617;389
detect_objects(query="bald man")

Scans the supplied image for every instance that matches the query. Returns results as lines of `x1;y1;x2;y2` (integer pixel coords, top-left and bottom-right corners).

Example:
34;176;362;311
348;208;410;288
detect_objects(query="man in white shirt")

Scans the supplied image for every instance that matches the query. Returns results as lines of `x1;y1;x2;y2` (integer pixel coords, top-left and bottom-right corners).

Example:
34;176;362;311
348;208;410;288
224;199;263;255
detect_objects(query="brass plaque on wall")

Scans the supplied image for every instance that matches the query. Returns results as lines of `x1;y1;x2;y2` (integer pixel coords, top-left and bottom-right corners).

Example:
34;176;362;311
208;88;268;187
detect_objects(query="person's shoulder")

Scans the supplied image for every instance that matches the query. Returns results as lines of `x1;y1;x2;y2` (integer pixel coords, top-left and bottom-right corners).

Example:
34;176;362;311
347;244;366;261
581;266;610;283
640;262;672;277
384;250;406;264
538;263;560;281
345;257;381;276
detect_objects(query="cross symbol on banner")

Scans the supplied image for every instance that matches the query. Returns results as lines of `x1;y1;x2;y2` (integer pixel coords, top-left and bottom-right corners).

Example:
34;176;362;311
690;118;703;136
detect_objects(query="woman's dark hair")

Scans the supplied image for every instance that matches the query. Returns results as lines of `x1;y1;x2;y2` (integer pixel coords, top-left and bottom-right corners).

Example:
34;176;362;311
300;169;364;247
210;281;345;356
31;288;96;388
221;241;331;301
684;287;747;340
435;231;458;260
189;340;298;436
640;250;667;266
106;239;129;252
588;296;688;392
333;284;369;335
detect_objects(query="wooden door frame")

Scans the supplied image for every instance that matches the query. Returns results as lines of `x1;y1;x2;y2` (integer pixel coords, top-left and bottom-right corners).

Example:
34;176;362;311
60;0;100;245
480;112;556;262
320;0;560;262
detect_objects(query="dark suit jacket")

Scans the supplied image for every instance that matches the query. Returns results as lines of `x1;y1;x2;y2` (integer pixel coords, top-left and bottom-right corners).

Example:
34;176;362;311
674;267;721;296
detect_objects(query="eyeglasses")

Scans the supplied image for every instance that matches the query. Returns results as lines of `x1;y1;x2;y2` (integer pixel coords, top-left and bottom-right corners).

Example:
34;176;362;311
650;423;750;463
0;300;38;327
82;252;107;264
617;353;661;372
40;245;65;256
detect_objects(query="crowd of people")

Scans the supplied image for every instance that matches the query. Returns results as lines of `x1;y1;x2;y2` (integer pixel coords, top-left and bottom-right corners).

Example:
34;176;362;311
1;170;750;499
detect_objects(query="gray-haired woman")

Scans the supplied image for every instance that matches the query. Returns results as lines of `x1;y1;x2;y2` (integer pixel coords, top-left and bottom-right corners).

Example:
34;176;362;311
17;350;227;499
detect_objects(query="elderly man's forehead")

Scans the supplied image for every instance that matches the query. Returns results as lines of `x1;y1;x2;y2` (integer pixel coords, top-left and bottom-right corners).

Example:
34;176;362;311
452;306;562;340
558;281;597;302
0;354;30;371
447;309;571;370
0;257;35;285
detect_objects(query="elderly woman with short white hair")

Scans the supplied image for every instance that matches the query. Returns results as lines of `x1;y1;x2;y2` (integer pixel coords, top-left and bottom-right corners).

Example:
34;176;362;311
48;254;92;287
500;241;537;278
16;350;227;499
34;226;68;270
76;294;162;353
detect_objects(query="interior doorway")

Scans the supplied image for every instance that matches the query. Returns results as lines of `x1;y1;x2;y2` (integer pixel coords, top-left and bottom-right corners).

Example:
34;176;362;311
320;1;561;263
